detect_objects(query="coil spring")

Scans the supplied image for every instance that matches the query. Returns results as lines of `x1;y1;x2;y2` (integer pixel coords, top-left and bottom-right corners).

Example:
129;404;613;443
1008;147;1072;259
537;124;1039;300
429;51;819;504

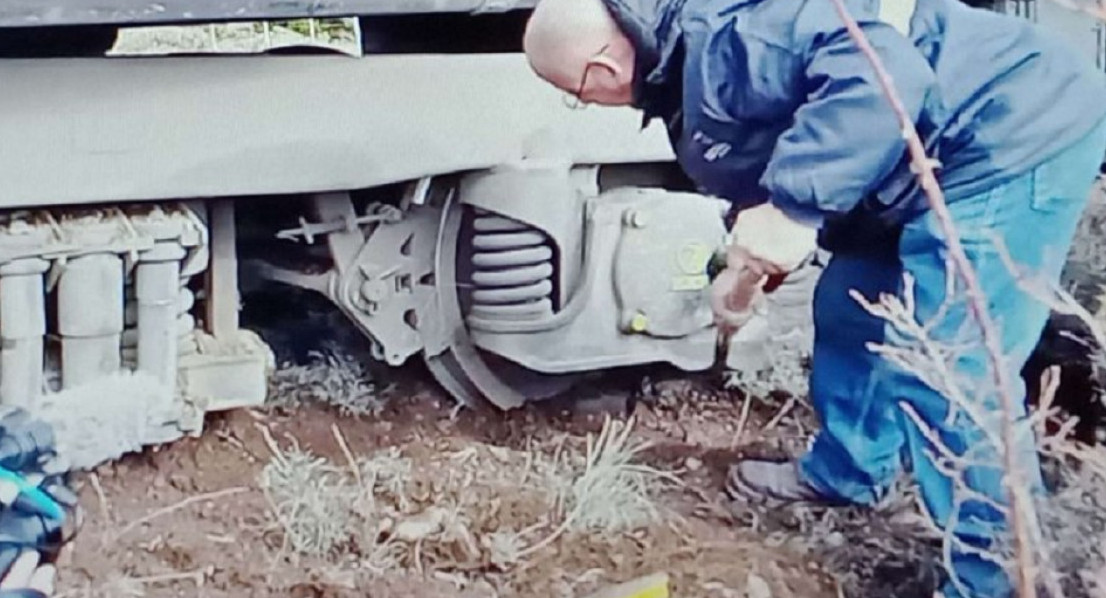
468;210;556;322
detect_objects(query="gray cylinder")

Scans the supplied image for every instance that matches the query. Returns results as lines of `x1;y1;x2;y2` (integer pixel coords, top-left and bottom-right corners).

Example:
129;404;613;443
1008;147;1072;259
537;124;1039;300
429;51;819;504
57;254;125;389
0;258;49;408
136;243;186;386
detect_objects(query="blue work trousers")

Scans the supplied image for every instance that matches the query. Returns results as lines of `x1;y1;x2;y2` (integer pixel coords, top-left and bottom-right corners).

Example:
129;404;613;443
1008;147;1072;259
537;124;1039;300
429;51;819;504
798;115;1106;598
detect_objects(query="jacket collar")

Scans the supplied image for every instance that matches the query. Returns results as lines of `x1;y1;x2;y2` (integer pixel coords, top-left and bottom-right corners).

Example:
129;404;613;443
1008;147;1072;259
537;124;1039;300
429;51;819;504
600;0;687;127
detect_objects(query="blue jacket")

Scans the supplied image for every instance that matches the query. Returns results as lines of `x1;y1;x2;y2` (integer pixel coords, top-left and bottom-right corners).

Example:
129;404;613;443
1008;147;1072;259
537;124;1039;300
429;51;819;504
600;0;1106;240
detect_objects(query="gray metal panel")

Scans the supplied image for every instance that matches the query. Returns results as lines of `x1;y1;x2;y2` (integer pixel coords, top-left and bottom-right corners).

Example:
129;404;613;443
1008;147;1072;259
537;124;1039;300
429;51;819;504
0;0;536;27
0;53;674;209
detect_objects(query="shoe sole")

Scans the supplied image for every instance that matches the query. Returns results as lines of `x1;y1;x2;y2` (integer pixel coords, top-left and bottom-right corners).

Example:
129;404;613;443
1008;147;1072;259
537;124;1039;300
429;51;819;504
724;464;848;509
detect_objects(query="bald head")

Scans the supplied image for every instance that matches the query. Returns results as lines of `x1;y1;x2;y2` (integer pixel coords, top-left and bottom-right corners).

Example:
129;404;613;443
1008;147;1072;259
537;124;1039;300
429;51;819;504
524;0;637;106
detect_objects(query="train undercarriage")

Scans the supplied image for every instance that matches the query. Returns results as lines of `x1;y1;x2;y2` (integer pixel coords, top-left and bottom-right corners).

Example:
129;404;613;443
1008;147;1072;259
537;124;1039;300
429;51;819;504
0;0;1102;466
0;37;814;465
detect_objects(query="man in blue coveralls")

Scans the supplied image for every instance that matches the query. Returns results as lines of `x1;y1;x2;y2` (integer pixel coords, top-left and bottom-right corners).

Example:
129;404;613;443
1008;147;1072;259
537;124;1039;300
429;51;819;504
522;0;1106;595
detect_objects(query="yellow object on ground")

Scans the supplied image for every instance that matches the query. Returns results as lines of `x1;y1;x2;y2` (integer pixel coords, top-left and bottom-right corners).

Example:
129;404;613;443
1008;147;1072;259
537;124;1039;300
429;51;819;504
581;573;670;598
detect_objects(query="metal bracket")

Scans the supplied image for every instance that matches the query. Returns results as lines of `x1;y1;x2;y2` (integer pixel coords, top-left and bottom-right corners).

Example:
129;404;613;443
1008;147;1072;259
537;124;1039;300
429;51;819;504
260;193;440;367
276;203;403;245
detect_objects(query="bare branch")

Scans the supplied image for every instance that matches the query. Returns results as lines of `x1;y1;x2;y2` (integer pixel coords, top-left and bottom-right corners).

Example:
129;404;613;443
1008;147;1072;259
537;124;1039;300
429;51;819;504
826;1;1042;593
114;487;250;541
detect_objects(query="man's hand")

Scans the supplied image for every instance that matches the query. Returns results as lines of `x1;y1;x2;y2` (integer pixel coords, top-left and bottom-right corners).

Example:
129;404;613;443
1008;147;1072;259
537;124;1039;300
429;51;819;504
710;203;818;336
709;264;762;334
709;247;773;335
729;203;818;273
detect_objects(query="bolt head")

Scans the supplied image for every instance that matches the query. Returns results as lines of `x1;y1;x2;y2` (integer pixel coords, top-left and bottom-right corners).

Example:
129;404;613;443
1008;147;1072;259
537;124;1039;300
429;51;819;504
623;209;648;228
360;280;388;303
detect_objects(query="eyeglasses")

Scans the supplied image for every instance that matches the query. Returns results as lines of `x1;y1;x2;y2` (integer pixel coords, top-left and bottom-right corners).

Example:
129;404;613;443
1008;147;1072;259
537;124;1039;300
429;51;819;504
562;43;611;110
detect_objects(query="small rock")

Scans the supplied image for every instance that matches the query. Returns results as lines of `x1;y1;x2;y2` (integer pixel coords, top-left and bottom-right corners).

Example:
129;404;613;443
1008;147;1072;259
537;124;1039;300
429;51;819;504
469;580;497;597
487;445;511;463
573;393;628;416
393;507;447;542
168;473;192;491
745;572;772;598
376;517;394;535
581;572;669;598
825;531;846;548
686;430;712;446
785;535;810;556
764;532;787;548
320;569;357;590
655;379;694;395
685;457;703;472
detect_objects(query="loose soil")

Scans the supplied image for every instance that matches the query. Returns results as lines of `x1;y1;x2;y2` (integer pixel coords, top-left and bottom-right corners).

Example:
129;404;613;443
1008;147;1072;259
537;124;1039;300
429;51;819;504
52;363;902;598
49;266;960;598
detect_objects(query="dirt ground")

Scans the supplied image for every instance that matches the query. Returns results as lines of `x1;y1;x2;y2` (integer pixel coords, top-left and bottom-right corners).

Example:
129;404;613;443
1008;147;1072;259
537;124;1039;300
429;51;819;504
42;24;1105;598
41;237;1106;598
52;357;934;598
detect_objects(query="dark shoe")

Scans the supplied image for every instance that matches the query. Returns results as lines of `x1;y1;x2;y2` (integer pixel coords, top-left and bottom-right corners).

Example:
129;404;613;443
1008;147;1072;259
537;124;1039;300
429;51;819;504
725;459;846;506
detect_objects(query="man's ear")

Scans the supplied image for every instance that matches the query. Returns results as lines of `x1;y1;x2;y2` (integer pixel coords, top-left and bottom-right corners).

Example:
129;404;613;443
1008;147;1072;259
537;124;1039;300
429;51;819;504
587;53;625;79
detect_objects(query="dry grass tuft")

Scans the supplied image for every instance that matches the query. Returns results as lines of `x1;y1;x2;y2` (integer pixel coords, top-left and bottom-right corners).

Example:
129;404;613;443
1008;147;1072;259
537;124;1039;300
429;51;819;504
561;416;681;533
269;348;388;416
1036;453;1106;596
259;441;359;558
252;416;689;595
725;331;812;402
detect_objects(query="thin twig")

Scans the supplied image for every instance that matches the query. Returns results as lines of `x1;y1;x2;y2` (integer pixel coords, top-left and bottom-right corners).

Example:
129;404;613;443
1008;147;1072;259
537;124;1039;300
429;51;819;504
826;2;1039;595
114;487;249;540
732;394;754;448
992;231;1106;354
54;569;209;598
1035;366;1063;434
764;397;797;432
255;423;288;467
1029;366;1071;598
684;484;737;523
127;569;208;586
88;472;111;523
331;423;364;490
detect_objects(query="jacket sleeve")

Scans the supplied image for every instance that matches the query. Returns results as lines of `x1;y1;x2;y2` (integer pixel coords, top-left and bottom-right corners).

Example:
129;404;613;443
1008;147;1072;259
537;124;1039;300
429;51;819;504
757;22;939;226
